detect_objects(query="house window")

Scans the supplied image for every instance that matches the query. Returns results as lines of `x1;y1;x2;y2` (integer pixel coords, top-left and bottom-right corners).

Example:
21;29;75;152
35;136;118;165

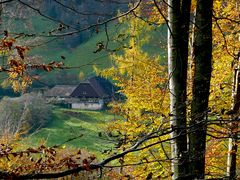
83;91;87;95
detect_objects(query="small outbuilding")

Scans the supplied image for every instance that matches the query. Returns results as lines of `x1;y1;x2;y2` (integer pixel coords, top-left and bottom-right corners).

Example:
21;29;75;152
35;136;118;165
44;85;77;99
44;85;77;108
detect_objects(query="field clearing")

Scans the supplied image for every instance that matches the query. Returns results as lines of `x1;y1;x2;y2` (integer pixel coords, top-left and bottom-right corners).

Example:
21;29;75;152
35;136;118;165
25;108;118;157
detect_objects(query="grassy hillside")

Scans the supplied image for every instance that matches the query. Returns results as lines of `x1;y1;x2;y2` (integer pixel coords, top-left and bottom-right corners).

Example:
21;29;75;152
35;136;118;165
0;12;168;88
26;108;117;156
30;23;121;86
29;21;167;86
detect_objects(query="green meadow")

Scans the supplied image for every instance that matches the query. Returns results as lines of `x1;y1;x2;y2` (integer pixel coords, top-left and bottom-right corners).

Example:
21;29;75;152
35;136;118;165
26;108;118;157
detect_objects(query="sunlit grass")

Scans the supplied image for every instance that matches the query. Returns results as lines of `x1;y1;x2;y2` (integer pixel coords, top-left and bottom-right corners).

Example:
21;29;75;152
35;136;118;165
25;108;117;157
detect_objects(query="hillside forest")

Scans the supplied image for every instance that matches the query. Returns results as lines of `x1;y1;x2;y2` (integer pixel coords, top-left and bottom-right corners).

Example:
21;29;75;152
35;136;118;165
0;0;239;179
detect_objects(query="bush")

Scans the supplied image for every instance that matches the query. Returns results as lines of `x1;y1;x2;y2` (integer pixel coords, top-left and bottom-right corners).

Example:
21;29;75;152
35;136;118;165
0;93;52;135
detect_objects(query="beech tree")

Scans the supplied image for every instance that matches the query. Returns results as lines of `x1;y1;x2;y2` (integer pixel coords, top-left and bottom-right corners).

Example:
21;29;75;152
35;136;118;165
167;0;191;178
227;52;240;179
189;0;213;178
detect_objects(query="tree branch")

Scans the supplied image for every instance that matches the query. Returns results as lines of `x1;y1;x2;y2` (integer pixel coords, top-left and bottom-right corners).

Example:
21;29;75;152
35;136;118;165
34;0;142;37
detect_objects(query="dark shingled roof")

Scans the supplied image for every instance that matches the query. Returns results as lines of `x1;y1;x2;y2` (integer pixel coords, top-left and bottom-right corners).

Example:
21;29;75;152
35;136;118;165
71;76;115;98
44;85;77;97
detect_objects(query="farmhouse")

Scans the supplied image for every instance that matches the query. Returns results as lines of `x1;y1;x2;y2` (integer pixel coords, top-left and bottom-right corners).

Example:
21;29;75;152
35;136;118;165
44;76;116;110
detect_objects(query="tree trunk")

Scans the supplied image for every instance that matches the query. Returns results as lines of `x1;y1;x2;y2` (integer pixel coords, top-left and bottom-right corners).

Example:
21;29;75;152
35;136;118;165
167;0;191;179
226;52;240;180
189;0;213;179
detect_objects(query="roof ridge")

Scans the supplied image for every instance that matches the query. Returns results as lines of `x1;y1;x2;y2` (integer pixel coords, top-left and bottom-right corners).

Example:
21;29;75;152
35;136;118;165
89;77;107;97
88;80;102;97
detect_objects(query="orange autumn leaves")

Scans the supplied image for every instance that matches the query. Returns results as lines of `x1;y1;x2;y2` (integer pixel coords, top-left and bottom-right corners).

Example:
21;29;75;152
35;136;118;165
0;33;64;92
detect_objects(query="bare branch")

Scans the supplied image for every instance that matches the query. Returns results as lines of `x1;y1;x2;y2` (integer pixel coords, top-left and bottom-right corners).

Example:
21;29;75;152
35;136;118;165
52;0;114;16
17;0;78;31
34;0;142;37
0;0;15;4
153;0;173;36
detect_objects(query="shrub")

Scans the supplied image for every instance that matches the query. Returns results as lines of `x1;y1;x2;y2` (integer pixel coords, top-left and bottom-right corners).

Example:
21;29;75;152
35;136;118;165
0;93;52;135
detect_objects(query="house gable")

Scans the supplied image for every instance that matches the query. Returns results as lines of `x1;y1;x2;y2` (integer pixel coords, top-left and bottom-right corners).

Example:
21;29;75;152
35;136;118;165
88;76;115;98
71;76;115;99
70;83;100;98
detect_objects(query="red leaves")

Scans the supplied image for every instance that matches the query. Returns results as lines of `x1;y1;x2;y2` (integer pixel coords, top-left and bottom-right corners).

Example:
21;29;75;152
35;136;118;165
82;159;90;170
43;65;53;72
36;157;42;164
48;61;56;65
2;40;14;50
16;46;29;59
0;140;98;178
0;33;65;92
1;32;15;50
29;61;64;72
9;59;21;67
27;148;39;153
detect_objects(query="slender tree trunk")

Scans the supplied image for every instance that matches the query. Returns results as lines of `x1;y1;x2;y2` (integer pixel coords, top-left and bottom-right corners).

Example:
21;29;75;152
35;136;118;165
189;10;196;86
226;52;240;180
167;0;191;179
189;0;213;179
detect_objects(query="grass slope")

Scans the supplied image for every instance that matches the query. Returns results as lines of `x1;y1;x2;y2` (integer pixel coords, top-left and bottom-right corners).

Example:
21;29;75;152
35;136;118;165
0;14;168;87
26;108;116;155
30;24;121;86
29;21;167;86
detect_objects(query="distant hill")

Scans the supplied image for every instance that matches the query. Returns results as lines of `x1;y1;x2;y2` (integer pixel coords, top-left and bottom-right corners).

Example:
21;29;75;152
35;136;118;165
30;22;167;87
0;1;167;89
30;23;121;87
41;0;129;47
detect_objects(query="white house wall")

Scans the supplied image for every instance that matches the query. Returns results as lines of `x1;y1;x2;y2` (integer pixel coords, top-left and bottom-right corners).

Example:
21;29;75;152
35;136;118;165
71;102;104;110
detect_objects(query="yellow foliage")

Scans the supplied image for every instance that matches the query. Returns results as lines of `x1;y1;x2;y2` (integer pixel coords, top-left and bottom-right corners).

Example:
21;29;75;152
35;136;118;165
207;0;240;177
0;37;32;92
104;0;239;178
101;12;170;178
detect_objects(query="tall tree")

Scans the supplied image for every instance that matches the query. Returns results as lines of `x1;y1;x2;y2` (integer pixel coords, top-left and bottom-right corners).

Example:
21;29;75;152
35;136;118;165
226;52;240;179
189;0;213;178
167;0;191;179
